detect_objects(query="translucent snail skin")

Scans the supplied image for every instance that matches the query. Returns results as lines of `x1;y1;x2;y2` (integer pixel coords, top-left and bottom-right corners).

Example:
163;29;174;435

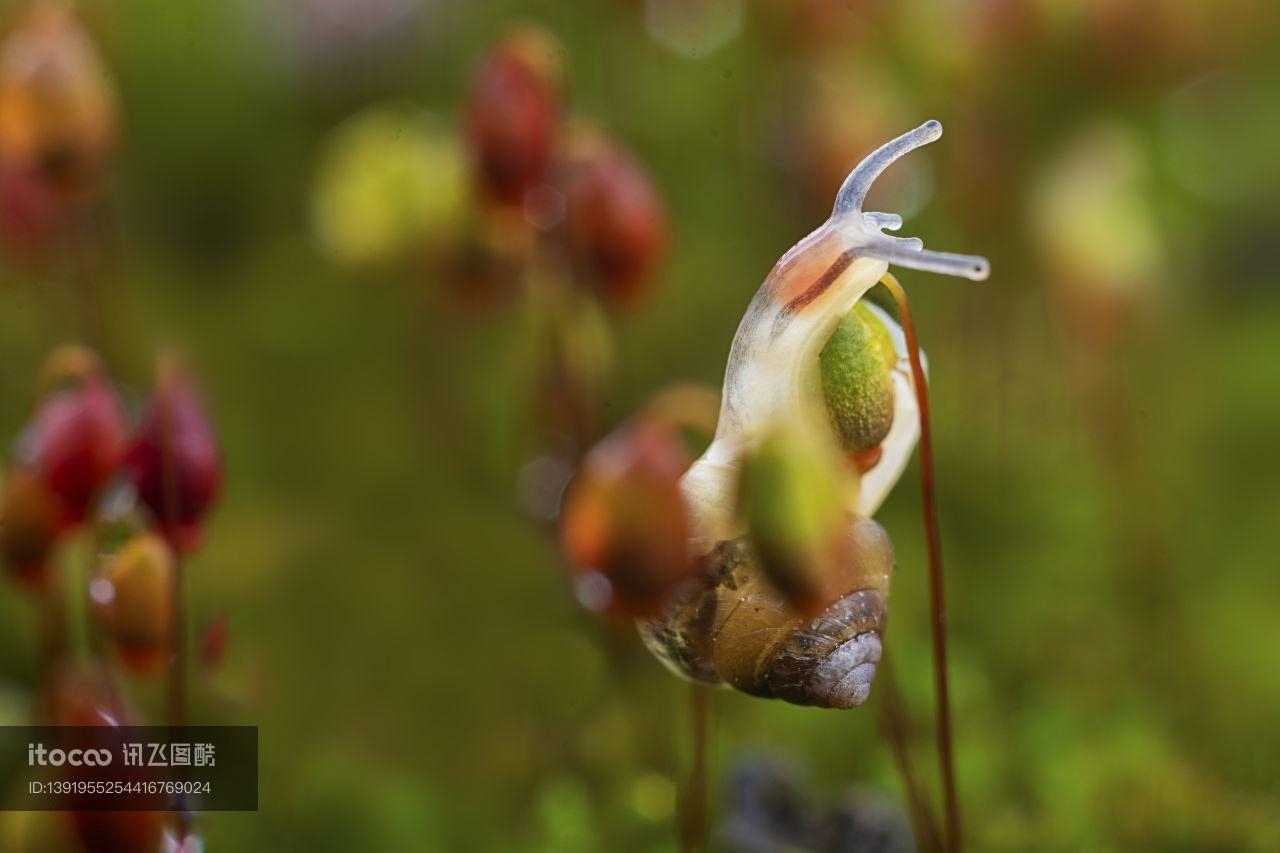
640;121;989;709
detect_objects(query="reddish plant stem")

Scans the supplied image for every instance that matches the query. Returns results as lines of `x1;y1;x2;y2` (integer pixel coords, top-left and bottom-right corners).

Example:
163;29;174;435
880;272;960;853
157;366;190;839
875;652;944;853
680;683;709;852
63;203;119;368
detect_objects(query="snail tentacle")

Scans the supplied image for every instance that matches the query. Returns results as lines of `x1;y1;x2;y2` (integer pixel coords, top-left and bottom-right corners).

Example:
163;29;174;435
883;235;925;252
829;120;989;283
833;120;943;219
858;239;991;281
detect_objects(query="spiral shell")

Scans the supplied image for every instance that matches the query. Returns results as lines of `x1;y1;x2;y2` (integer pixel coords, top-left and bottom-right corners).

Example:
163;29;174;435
643;514;893;709
638;122;988;708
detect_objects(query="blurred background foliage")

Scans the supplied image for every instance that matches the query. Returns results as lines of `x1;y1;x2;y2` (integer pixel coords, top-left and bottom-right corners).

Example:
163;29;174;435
0;0;1278;850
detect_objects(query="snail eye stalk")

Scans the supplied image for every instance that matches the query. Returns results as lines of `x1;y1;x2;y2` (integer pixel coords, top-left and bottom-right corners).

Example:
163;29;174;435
832;120;990;282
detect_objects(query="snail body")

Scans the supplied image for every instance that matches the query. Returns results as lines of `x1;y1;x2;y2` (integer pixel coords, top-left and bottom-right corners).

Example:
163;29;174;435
640;122;988;708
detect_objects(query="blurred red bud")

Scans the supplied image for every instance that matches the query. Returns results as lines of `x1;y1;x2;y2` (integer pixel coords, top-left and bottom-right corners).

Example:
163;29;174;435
463;28;562;206
23;376;127;523
563;134;667;309
128;364;221;553
0;466;63;587
38;666;164;853
559;418;694;618
0;3;117;197
91;532;174;674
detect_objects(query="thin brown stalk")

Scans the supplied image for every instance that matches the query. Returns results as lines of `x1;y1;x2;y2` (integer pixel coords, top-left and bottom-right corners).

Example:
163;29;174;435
39;570;68;674
875;651;944;853
880;272;960;853
63;204;120;367
157;362;190;839
680;683;710;852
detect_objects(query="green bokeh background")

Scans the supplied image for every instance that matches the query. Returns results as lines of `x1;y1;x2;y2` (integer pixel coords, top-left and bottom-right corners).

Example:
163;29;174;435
1;0;1278;850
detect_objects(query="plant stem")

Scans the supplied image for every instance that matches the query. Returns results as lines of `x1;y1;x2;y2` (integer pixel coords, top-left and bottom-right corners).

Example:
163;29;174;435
680;683;709;852
875;652;944;853
880;272;960;853
39;566;68;675
66;204;118;366
66;533;93;665
157;364;190;839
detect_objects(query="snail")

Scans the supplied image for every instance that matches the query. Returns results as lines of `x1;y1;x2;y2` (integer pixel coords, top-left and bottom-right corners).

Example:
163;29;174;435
639;121;989;709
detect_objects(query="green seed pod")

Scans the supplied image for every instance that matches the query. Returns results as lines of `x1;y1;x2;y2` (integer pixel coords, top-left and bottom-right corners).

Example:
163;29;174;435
819;302;896;453
737;425;851;616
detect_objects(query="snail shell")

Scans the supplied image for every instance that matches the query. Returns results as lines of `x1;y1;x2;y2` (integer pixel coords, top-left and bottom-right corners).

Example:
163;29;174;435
640;122;989;708
642;518;892;709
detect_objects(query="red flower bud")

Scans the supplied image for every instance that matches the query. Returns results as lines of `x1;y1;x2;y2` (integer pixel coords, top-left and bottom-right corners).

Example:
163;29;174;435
39;665;164;853
22;376;127;523
463;28;562;206
128;364;221;553
559;418;695;618
564;134;668;309
0;466;63;586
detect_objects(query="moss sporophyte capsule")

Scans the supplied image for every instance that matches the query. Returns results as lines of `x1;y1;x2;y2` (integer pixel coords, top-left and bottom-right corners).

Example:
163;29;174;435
819;302;897;456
